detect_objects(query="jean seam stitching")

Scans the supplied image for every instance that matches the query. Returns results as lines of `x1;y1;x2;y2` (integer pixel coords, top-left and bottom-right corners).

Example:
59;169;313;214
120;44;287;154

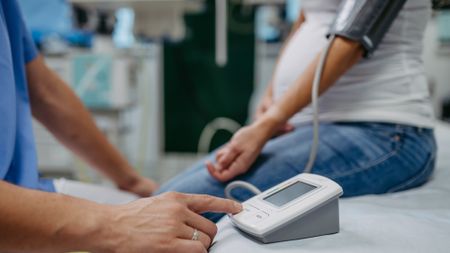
386;151;436;193
331;149;398;179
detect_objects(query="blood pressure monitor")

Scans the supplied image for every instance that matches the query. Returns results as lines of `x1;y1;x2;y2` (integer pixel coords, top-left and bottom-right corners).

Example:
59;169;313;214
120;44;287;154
230;173;343;243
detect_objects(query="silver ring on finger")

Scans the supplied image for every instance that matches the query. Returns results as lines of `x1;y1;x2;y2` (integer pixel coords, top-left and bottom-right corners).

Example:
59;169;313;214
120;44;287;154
192;229;200;241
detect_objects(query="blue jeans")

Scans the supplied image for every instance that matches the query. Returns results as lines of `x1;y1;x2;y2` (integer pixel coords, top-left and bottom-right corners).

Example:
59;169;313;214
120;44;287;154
157;123;437;222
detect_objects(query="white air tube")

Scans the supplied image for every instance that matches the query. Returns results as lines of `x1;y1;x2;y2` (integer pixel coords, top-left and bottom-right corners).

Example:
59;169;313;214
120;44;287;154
303;35;336;173
225;181;262;202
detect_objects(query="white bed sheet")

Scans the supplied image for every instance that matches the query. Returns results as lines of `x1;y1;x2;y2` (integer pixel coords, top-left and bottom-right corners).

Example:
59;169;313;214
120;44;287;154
211;121;450;253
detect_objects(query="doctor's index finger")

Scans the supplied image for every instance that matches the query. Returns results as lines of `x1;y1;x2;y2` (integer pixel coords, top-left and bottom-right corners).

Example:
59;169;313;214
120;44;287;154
182;194;242;214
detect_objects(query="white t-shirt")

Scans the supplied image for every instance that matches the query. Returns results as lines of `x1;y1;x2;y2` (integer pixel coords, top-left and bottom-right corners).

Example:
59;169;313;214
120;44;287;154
273;0;434;128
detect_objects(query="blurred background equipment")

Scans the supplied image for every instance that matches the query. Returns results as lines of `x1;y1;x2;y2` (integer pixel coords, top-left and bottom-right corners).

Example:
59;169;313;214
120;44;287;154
18;0;94;53
433;0;450;9
443;96;450;122
70;0;205;41
437;10;450;43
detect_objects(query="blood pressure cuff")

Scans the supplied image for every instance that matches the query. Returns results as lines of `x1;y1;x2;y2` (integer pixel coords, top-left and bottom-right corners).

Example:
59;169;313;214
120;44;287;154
327;0;407;57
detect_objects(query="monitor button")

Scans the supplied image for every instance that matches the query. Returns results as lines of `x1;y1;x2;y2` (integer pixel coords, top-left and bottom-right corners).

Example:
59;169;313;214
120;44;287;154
255;213;264;220
239;211;267;224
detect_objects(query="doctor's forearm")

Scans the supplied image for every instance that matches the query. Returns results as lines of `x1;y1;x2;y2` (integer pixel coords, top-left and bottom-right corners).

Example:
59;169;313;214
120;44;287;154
26;56;141;189
0;181;107;253
256;37;363;135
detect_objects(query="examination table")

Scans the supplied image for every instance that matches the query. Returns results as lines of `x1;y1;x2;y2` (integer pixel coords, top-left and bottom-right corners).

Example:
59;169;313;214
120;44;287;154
210;121;450;253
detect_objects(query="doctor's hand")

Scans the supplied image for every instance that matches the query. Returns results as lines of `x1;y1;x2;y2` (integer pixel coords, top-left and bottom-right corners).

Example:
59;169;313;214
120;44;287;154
98;192;242;253
206;124;271;182
119;174;159;197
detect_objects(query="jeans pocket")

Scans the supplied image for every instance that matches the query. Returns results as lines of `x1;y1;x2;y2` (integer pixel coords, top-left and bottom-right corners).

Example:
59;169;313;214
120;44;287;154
321;124;405;179
386;131;437;193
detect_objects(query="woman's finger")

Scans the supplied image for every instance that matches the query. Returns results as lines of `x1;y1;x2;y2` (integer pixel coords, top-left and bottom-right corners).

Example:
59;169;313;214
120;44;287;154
206;161;219;172
216;146;239;171
224;150;258;181
207;163;240;182
207;162;236;182
282;123;295;132
227;155;251;176
206;163;222;180
273;123;295;137
215;148;226;161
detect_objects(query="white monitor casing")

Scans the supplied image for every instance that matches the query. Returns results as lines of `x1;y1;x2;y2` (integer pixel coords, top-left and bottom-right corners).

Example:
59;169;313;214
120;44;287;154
230;173;343;243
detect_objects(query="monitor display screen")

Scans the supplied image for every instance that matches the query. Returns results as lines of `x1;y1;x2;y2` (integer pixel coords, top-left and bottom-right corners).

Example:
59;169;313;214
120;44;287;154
263;181;317;207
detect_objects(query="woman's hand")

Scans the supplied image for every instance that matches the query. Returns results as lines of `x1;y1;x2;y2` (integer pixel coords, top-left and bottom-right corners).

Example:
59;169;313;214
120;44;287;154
255;95;294;137
206;124;272;182
97;192;242;253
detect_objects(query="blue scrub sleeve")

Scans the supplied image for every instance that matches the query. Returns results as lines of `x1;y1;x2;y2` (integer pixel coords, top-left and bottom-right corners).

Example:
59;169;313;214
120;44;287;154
20;11;38;63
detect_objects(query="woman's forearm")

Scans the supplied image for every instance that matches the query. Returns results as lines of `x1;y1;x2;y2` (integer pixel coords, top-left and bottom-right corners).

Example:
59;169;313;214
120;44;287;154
256;37;364;136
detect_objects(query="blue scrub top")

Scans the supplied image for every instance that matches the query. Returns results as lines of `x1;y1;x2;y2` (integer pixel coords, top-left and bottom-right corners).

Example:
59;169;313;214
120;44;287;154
0;0;54;192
